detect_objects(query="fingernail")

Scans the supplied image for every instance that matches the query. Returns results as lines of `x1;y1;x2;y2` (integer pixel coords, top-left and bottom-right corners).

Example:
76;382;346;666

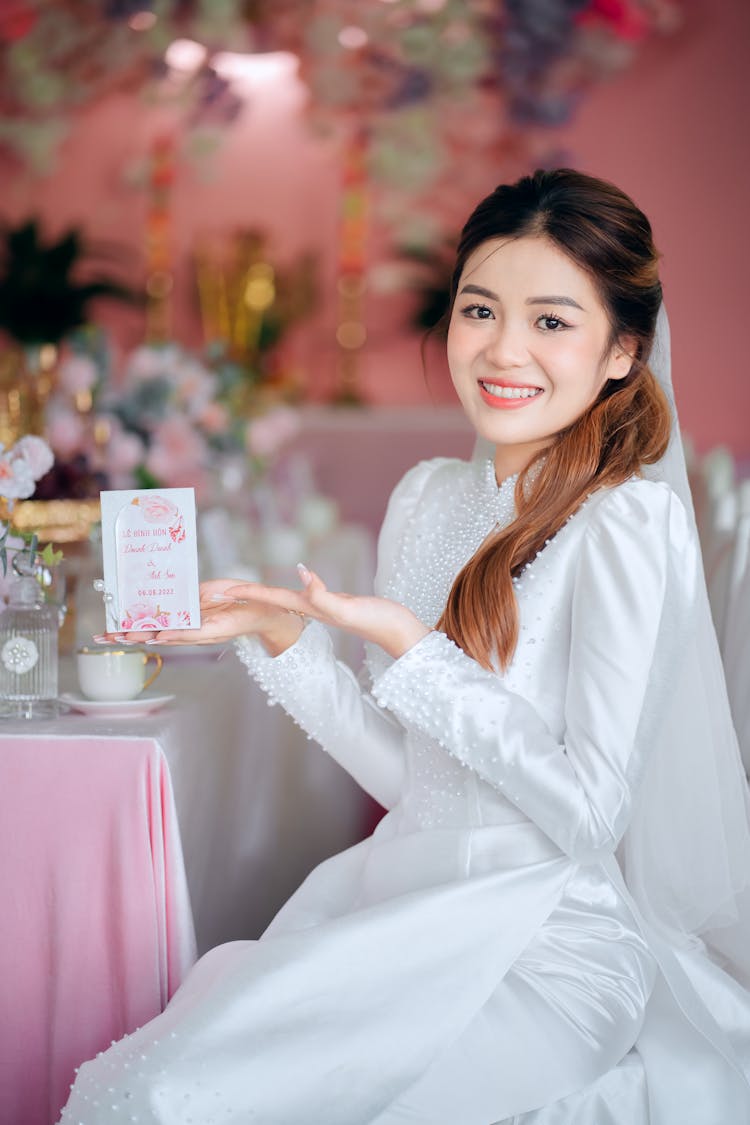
297;563;311;586
144;638;160;646
92;634;109;644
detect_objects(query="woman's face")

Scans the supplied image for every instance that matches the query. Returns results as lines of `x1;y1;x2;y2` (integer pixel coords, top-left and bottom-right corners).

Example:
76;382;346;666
447;235;634;477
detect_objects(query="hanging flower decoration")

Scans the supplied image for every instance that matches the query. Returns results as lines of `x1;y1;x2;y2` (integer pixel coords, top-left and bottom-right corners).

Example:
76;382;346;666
0;1;684;186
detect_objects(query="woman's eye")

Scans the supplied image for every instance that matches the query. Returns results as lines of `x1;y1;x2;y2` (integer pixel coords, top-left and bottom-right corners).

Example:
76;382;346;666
461;303;494;320
536;313;568;331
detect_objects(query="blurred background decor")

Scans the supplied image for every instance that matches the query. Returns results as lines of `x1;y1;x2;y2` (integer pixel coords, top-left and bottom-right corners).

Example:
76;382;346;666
0;0;746;541
41;332;308;503
0;218;140;448
0;1;684;194
0;433;66;640
193;227;318;395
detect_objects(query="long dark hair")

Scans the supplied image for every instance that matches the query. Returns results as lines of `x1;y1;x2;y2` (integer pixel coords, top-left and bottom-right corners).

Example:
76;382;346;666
436;168;672;670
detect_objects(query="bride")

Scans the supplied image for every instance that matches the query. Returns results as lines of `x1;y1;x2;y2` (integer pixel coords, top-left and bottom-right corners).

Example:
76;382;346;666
63;169;750;1124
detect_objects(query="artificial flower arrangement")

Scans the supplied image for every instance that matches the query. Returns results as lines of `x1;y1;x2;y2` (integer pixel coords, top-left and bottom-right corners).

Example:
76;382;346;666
41;330;302;502
0;435;62;601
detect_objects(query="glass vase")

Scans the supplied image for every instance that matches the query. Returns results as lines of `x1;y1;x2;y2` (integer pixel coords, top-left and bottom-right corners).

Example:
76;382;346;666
0;555;61;719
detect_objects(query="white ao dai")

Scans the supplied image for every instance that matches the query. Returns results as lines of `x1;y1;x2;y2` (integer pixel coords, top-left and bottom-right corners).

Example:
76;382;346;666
60;457;750;1125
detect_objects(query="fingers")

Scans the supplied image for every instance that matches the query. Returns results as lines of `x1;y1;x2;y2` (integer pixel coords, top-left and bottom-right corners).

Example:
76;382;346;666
224;566;328;610
142;629;199;645
224;583;311;618
92;631;160;646
297;563;313;587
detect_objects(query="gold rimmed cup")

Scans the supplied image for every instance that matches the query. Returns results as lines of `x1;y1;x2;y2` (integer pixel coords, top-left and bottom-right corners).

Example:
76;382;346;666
76;646;163;702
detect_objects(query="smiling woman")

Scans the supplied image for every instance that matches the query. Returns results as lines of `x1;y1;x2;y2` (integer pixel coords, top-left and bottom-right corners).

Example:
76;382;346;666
61;170;750;1125
447;237;634;475
437;172;671;674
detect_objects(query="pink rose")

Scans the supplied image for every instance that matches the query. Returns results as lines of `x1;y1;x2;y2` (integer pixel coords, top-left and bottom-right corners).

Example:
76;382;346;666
108;429;145;474
124;602;157;623
12;435;54;480
136;495;179;525
0;452;35;500
246;407;301;459
46;410;87;459
123;613;170;631
58;355;98;396
146;416;207;485
198;401;230;435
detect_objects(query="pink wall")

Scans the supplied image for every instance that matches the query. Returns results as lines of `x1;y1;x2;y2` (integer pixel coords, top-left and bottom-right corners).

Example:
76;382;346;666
4;0;749;454
558;0;750;457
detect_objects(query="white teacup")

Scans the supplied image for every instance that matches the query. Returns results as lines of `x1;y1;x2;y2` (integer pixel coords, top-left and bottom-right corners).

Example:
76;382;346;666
77;648;163;702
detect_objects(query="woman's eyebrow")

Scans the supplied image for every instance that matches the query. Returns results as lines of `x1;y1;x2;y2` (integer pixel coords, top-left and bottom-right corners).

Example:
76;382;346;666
458;285;585;313
526;295;585;311
458;284;498;300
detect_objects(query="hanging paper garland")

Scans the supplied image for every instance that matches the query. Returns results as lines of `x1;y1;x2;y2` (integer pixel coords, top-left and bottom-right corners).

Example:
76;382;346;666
145;133;176;342
333;127;369;405
0;1;685;186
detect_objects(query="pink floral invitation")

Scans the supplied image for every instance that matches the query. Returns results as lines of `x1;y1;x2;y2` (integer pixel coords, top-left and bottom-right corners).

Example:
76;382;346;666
100;488;201;633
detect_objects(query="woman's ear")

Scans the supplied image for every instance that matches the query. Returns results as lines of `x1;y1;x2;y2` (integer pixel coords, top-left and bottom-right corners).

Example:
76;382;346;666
607;334;638;381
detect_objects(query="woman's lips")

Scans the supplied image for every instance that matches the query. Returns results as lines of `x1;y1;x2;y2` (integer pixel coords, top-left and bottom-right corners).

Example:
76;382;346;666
478;380;544;410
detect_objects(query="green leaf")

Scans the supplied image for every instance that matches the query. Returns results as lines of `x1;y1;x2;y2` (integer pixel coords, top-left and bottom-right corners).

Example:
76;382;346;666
134;464;162;490
39;542;63;568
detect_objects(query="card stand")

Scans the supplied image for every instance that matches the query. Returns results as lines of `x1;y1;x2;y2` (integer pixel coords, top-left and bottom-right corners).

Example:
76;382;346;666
92;578;120;634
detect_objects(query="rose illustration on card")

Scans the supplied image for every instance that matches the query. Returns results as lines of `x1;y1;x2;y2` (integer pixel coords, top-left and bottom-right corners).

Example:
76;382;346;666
100;488;201;633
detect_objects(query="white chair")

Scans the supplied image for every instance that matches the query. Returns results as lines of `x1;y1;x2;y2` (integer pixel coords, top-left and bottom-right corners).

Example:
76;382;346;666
686;441;738;648
721;480;750;774
703;488;739;648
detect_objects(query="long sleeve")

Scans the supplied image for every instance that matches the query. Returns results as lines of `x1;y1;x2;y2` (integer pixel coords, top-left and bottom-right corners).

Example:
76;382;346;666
236;623;406;808
234;459;442;810
371;482;690;863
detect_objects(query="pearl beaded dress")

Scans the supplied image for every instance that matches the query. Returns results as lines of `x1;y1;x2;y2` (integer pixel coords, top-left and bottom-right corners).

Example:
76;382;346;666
60;457;750;1125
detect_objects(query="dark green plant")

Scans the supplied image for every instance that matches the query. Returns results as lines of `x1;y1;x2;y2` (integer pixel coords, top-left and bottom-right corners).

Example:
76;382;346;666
0;219;143;345
398;242;454;334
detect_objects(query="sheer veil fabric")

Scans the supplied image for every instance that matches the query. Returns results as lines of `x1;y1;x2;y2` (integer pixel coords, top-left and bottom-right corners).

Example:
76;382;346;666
474;304;750;977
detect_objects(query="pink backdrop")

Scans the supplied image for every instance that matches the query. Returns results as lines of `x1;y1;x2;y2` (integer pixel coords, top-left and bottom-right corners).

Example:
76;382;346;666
2;0;748;457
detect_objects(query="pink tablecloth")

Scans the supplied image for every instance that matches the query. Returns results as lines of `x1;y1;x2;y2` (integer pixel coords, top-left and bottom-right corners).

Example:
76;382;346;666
0;735;196;1125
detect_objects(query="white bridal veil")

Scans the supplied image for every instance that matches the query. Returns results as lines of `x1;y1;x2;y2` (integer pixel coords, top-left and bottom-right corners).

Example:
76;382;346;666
475;305;750;974
632;306;750;973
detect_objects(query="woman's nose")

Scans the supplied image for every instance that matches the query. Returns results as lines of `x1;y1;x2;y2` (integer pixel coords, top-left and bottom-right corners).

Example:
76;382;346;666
484;320;529;368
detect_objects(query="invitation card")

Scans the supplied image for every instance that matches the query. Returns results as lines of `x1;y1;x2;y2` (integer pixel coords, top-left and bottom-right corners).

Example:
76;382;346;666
100;488;201;633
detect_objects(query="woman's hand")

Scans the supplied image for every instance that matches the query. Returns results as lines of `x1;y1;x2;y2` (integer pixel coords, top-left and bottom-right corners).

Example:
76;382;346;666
93;578;304;656
94;568;431;660
222;565;431;660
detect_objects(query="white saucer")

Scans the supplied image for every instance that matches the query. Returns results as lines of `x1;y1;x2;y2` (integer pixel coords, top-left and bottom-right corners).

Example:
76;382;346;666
59;692;175;718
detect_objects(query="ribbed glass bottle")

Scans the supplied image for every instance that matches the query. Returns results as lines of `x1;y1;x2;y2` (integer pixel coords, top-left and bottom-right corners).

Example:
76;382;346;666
0;573;59;719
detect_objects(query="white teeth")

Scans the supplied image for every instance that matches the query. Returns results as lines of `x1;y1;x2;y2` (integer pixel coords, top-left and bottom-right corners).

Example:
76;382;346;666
480;383;542;399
